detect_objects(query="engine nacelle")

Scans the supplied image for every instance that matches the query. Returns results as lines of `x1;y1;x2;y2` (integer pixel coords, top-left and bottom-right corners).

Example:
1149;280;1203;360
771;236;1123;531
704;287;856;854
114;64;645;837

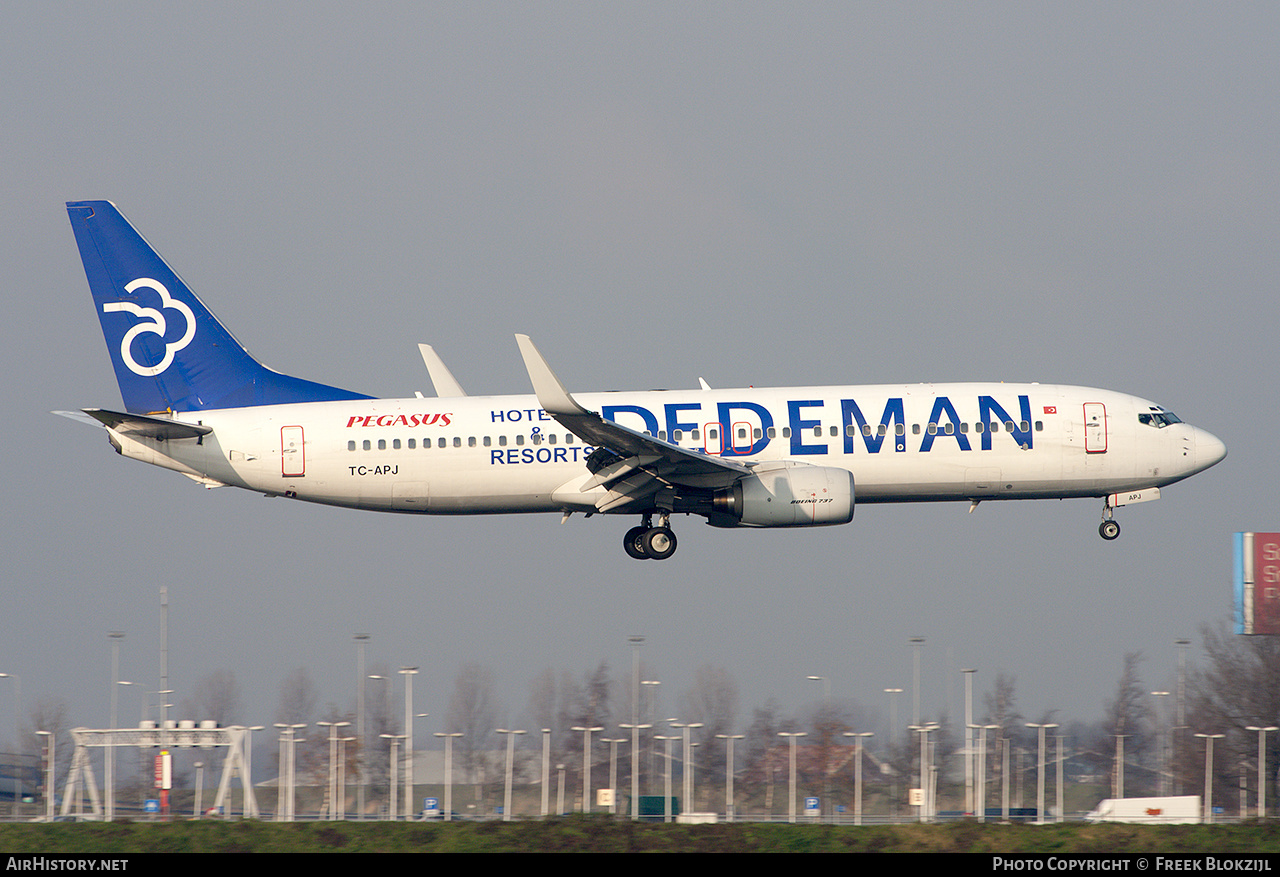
711;464;855;527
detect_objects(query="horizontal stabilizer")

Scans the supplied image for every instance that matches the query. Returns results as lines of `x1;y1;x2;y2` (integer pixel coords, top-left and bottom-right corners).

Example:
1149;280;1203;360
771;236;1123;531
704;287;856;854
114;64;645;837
81;408;212;440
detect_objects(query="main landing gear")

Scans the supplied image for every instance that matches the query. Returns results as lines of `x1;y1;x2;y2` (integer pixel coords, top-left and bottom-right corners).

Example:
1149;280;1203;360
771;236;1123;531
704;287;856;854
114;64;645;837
624;514;678;560
1099;501;1120;541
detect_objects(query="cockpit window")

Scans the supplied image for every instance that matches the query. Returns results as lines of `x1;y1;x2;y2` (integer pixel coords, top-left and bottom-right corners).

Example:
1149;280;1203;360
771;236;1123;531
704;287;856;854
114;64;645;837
1139;408;1183;428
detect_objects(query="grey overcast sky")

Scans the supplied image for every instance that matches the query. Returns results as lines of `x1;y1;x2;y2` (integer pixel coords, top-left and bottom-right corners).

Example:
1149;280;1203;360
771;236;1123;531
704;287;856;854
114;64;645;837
1;4;1275;745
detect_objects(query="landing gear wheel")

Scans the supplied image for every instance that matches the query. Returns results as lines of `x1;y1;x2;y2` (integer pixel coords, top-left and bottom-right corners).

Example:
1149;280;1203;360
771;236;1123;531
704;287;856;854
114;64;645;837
1099;520;1120;541
624;526;650;560
642;526;678;560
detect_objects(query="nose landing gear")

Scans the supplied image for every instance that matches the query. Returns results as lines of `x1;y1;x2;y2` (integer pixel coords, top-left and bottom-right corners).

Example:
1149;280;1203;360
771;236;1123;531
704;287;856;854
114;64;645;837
624;514;678;560
1099;501;1120;541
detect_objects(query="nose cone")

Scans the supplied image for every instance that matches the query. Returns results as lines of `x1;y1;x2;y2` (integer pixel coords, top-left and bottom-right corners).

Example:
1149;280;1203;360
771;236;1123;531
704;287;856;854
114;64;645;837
1195;427;1227;471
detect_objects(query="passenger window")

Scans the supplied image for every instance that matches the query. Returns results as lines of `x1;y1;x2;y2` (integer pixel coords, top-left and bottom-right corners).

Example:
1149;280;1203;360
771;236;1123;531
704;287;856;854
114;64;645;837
438;437;446;448
673;429;683;441
515;435;524;446
393;439;401;450
363;440;371;450
468;437;476;447
927;423;937;435
408;438;416;449
912;424;921;435
378;439;386;450
944;423;954;435
548;433;556;445
483;436;491;447
565;434;574;444
754;428;762;439
896;424;905;436
1004;421;1015;433
781;427;791;438
348;441;356;451
499;435;507;446
1035;421;1043;431
1019;421;1030;433
862;424;872;437
768;427;777;439
452;437;461;448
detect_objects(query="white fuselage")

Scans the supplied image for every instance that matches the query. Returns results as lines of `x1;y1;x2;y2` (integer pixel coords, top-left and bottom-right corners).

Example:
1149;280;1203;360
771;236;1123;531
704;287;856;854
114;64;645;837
105;382;1222;517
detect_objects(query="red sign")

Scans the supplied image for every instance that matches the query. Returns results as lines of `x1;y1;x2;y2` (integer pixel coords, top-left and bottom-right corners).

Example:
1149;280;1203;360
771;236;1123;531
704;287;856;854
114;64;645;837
1253;534;1280;635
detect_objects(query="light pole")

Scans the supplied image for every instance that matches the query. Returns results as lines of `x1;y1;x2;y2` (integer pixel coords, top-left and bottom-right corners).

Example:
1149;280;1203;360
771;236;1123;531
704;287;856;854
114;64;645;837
716;733;744;821
628;635;644;819
961;669;976;814
107;632;124;822
380;733;404;820
1196;733;1224;823
642;680;661;790
1246;726;1277;819
602;736;625;814
620;722;651;818
807;675;831;821
778;731;807;823
1152;691;1171;796
910;723;939;822
670;721;702;813
495;728;526;821
884;687;903;818
275;723;305;821
1113;734;1130;799
434;732;462;821
908;637;925;728
36;730;53;821
969;724;999;822
556;763;566;816
317;720;350;819
1026;722;1058;824
844;732;874;825
398;667;419;820
654;734;677;822
571;725;603;813
541;728;552;817
354;634;369;820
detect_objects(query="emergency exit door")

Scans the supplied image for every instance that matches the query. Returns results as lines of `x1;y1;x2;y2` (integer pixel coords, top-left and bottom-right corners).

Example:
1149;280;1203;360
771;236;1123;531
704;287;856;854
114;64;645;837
281;426;305;476
1083;403;1107;453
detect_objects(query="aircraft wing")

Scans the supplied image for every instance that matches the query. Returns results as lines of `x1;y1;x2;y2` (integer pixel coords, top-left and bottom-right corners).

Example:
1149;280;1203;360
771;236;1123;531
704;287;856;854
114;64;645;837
516;335;748;512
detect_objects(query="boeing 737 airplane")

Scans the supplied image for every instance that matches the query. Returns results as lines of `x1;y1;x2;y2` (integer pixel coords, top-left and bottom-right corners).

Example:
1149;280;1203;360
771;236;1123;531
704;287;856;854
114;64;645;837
61;201;1226;560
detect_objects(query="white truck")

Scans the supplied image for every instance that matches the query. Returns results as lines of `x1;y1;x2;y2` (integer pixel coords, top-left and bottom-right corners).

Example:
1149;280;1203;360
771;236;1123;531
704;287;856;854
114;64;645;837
1085;796;1202;824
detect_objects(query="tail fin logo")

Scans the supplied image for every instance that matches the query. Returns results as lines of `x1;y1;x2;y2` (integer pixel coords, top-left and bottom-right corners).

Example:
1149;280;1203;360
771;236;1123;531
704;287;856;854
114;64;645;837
103;278;197;377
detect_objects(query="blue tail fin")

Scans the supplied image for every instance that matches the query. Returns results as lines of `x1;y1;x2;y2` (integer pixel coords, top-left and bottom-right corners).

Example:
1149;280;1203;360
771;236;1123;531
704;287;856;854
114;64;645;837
67;200;372;414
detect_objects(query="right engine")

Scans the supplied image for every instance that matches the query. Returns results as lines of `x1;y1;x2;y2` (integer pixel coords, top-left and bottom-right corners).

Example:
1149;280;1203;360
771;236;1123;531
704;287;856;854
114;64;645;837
710;463;855;527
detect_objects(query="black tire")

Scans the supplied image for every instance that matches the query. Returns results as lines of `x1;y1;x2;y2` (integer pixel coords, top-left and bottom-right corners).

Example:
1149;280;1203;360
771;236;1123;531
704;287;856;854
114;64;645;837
624;526;650;559
643;527;678;560
1099;520;1120;541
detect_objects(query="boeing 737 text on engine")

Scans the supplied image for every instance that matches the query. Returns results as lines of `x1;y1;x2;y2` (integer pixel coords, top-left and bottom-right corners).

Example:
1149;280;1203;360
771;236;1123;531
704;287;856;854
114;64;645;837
60;201;1227;560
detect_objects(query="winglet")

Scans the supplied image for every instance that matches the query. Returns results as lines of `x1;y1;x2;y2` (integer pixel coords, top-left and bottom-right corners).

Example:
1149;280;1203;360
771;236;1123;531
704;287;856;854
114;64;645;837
515;335;589;417
417;344;467;397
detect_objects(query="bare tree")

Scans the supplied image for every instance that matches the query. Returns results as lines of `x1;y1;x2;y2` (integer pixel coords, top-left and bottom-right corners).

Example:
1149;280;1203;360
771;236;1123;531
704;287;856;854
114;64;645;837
445;662;498;790
187;670;242;727
24;698;71;801
1186;621;1280;811
679;664;739;787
